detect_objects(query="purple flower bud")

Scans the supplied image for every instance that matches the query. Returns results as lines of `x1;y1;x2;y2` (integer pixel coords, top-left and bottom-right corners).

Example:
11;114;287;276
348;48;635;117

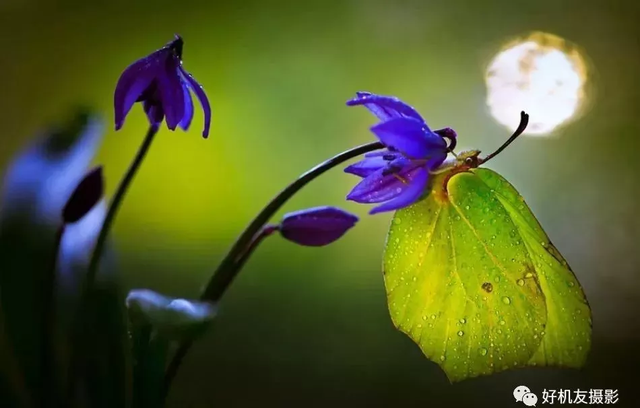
279;206;358;247
62;166;104;224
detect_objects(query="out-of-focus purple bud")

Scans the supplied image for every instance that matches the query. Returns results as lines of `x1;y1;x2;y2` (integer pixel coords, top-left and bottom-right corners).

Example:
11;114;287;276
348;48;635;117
62;166;104;224
279;206;358;247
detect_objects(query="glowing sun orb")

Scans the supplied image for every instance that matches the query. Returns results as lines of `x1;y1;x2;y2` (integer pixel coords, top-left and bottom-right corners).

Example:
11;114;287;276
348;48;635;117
485;32;589;136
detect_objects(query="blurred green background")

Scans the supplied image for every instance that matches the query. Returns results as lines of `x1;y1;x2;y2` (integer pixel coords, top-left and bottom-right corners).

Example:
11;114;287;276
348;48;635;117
1;0;640;406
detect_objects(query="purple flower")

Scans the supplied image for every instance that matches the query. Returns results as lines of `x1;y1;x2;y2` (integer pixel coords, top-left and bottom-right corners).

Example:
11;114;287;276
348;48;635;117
279;206;358;247
114;35;212;138
345;92;456;214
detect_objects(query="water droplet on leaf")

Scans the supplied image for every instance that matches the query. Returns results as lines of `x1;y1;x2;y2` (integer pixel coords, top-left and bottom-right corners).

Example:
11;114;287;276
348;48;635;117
502;296;511;305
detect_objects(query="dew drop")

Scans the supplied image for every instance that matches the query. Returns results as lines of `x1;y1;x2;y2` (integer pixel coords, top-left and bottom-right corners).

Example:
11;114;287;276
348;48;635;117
459;318;467;324
393;218;402;225
524;272;533;279
431;314;437;320
499;319;506;326
481;282;493;293
465;205;470;210
502;296;512;305
439;354;446;362
517;279;525;286
568;281;575;287
494;276;501;283
479;348;488;356
457;330;464;337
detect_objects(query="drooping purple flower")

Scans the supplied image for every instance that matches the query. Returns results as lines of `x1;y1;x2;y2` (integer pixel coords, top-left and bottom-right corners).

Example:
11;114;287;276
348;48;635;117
345;92;456;214
279;206;358;247
114;35;212;138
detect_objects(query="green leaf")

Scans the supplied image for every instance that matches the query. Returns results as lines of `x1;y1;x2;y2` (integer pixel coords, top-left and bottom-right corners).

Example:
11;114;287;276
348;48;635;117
384;168;591;382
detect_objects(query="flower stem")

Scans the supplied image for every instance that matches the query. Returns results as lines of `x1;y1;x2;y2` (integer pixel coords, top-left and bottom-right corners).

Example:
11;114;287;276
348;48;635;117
41;225;64;407
203;141;383;303
86;124;159;289
162;140;383;398
66;124;159;404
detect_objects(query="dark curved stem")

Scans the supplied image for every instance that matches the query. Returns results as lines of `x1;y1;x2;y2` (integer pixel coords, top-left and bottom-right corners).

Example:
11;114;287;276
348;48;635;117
201;141;383;303
66;124;159;404
86;124;158;289
162;141;383;398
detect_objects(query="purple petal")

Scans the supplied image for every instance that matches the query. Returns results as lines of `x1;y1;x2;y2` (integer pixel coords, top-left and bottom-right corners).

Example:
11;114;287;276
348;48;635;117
346;164;422;204
363;151;393;158
157;55;185;131
370;167;429;214
425;153;447;171
346;92;425;123
344;156;389;178
179;81;194;131
180;67;211;138
114;57;157;130
280;206;358;247
371;117;446;159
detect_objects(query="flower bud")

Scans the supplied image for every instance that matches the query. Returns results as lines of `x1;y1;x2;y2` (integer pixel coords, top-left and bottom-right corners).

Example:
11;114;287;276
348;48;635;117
280;206;358;247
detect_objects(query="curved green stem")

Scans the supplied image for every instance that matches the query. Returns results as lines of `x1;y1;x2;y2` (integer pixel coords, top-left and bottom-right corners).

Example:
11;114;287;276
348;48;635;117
162;140;383;398
202;140;383;303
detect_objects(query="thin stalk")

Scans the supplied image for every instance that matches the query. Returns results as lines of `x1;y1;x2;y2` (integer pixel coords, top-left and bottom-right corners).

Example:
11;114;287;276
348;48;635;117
41;226;64;408
66;124;159;405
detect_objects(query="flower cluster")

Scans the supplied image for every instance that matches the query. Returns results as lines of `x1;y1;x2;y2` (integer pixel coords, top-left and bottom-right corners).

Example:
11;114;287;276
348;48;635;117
344;92;456;214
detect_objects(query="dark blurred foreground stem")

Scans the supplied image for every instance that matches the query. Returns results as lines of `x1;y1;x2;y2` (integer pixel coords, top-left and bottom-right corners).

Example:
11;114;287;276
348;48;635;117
162;140;384;400
41;226;64;408
66;124;159;406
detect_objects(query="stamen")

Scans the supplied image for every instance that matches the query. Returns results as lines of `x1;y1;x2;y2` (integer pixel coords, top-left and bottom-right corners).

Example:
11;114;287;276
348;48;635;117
392;173;409;184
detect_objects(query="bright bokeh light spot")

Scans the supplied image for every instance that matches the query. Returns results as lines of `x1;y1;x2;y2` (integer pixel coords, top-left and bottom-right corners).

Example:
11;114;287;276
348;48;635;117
485;32;588;136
